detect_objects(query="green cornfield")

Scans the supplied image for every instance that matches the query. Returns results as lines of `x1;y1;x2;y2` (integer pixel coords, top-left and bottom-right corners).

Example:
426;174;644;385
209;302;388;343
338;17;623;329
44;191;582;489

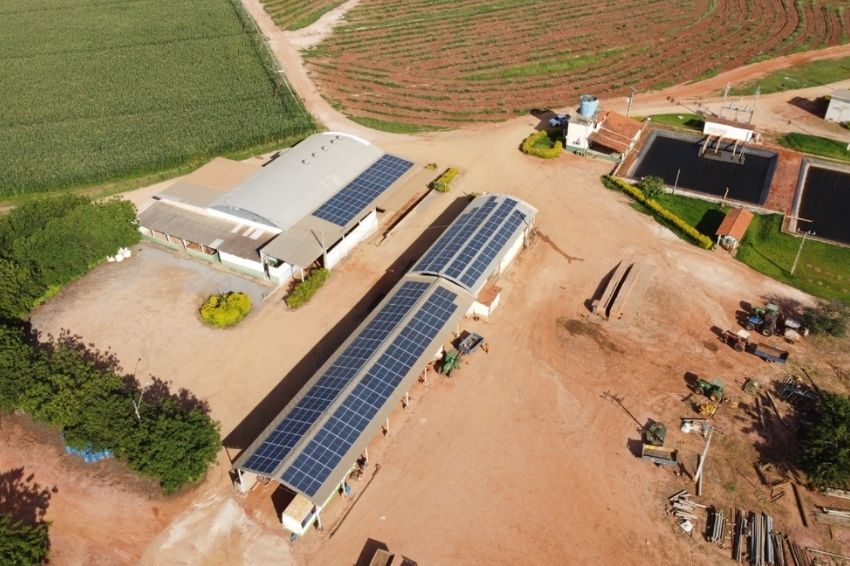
0;0;315;198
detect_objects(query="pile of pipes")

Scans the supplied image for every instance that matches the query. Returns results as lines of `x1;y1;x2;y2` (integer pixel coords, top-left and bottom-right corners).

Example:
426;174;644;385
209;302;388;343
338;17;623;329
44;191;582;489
775;377;817;407
708;507;726;545
814;506;850;528
733;511;787;566
667;490;705;533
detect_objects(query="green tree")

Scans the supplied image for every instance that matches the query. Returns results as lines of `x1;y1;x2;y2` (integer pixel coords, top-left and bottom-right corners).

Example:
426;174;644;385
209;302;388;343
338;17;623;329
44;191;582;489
121;397;221;494
0;325;36;412
0;195;90;256
0;260;44;320
640;176;666;201
800;392;850;488
801;299;850;338
0;514;49;566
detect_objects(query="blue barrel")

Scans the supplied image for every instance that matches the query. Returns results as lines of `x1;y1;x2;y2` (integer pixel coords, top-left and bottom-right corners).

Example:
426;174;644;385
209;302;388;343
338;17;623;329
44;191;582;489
579;94;598;117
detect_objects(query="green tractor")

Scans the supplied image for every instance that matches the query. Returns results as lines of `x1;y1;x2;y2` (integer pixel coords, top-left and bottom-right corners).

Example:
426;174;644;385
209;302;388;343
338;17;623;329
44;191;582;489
439;349;462;376
692;378;725;402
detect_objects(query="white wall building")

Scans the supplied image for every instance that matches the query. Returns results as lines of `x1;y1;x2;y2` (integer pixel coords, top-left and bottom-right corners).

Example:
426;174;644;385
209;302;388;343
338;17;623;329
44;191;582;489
825;88;850;123
138;132;415;285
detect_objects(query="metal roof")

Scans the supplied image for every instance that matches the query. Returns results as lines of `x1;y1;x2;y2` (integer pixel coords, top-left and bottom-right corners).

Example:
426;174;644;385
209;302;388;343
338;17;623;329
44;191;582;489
832;88;850;103
410;194;537;295
157;158;262;209
235;274;472;504
138;201;275;260
209;132;385;229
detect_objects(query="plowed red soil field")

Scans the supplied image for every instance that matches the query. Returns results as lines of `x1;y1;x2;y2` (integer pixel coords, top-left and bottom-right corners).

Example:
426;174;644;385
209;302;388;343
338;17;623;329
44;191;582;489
302;0;850;129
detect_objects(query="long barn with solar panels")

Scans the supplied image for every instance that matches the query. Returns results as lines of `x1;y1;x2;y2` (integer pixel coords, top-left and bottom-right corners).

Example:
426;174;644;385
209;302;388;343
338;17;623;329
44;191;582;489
233;194;536;536
137;132;414;285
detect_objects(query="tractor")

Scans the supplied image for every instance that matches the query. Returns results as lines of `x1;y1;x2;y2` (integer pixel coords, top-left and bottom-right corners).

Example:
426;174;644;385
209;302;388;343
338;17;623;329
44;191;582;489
745;304;780;337
439;349;462;376
692;378;725;402
642;422;667;446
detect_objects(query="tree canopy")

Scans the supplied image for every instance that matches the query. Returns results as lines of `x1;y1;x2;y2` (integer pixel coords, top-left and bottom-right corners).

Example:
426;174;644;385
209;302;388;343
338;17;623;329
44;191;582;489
0;514;49;566
800;392;850;489
0;195;139;319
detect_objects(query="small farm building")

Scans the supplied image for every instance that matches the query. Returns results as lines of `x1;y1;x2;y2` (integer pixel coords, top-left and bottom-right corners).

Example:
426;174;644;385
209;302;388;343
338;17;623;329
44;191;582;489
715;207;754;252
825;89;850;123
138;132;414;285
233;194;536;536
564;95;641;160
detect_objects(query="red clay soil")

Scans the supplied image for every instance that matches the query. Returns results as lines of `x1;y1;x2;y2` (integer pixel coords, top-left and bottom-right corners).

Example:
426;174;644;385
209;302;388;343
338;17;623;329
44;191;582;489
0;415;193;566
764;146;805;214
301;0;850;127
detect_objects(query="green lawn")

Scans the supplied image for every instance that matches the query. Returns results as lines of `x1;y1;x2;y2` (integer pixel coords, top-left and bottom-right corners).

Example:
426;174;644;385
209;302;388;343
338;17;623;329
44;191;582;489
737;214;850;303
0;0;314;198
655;193;727;237
777;133;850;163
645;113;705;132
730;56;850;96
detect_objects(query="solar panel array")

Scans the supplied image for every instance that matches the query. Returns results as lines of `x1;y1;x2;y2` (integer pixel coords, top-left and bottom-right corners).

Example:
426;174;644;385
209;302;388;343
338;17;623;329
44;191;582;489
312;154;413;226
413;196;529;291
240;280;430;475
280;287;460;496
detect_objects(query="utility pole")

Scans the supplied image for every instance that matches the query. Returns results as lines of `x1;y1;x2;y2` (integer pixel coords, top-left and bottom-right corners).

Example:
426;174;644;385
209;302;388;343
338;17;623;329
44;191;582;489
791;230;814;275
787;216;814;275
626;87;637;118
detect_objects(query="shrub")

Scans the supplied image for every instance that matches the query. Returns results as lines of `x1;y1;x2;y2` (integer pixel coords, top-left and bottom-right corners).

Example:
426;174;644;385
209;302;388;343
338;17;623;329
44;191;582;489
521;131;564;159
431;167;460;192
603;176;714;249
424;163;438;170
640;176;666;201
801;299;850;337
285;268;330;309
199;292;252;328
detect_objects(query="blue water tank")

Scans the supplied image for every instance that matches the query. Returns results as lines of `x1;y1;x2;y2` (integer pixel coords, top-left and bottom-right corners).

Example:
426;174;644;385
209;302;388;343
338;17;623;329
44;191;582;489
579;94;599;117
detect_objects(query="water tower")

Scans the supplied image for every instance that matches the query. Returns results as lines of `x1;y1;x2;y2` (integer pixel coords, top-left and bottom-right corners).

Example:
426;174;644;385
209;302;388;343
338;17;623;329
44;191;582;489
578;94;599;118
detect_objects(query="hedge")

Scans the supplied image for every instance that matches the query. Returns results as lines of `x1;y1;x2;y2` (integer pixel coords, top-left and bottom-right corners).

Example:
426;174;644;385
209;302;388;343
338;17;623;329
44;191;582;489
431;167;460;192
603;176;714;249
521;131;564;159
199;292;252;328
285;268;329;309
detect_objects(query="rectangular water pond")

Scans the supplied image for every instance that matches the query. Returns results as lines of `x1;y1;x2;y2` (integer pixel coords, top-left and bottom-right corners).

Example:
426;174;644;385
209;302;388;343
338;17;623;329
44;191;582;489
798;165;850;245
631;130;777;205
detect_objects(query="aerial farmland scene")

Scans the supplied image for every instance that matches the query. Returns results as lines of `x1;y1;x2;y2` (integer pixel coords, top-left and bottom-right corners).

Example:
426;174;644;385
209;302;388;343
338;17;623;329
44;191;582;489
3;0;850;565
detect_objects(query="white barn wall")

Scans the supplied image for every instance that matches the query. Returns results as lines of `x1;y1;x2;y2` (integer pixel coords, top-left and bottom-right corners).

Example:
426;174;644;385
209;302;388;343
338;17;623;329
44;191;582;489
325;210;378;269
219;251;265;278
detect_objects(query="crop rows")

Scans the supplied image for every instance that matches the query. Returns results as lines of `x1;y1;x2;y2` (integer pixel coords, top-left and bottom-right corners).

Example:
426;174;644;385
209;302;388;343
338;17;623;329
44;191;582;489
0;0;314;197
261;0;345;30
300;0;850;129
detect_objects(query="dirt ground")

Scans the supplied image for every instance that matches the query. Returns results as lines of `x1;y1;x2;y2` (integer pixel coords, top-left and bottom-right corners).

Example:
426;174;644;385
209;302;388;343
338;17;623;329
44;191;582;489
8;9;850;565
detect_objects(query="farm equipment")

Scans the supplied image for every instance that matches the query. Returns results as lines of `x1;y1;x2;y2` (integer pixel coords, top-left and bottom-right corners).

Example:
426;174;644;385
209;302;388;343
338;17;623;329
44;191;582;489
642;422;667;446
457;332;484;355
641;444;679;467
752;343;789;364
722;329;790;364
439;349;461;376
745;303;780;337
723;329;751;352
692;378;725;402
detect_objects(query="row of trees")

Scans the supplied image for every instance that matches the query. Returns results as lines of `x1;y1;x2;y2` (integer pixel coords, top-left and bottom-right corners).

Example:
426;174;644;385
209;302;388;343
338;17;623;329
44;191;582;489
0;325;221;494
0;195;140;320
